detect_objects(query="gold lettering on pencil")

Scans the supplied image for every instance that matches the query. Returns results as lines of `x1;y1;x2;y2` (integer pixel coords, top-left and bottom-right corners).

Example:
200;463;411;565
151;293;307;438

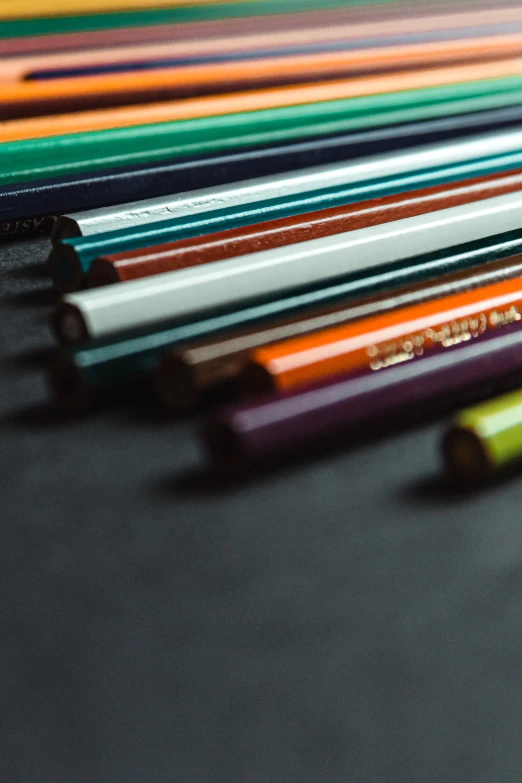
366;305;522;368
489;306;521;327
370;350;415;371
442;332;472;347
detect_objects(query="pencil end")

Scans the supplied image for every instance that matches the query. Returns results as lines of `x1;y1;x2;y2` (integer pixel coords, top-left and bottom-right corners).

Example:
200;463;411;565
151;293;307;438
237;361;275;399
48;244;85;294
442;426;492;481
156;353;199;415
87;257;120;288
51;302;89;345
51;215;81;244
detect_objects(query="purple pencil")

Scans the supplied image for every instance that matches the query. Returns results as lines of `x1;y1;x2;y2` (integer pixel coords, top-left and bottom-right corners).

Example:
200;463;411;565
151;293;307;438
203;320;522;469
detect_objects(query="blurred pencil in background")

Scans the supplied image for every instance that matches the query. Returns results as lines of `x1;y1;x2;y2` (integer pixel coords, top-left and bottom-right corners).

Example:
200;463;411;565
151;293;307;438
4;0;522;476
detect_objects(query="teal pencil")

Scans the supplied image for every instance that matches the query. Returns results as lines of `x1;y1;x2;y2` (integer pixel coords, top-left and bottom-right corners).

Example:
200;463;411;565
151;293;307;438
48;229;522;411
52;146;522;290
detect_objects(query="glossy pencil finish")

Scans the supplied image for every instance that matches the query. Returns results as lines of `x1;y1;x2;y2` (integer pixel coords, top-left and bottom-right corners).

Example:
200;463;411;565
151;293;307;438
53;156;522;290
53;191;522;344
443;389;522;479
58;123;522;242
2;2;520;55
157;253;522;412
3;48;522;121
202;320;522;470
48;229;522;412
88;169;522;288
4;113;511;239
7;109;522;239
5;75;522;188
244;276;522;396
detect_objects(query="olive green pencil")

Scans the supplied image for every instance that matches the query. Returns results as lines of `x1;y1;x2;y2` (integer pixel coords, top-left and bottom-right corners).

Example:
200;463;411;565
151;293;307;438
443;389;522;480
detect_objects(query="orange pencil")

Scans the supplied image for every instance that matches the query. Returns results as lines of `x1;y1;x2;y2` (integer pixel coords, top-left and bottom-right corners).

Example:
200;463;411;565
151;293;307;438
3;13;515;83
4;47;522;122
0;59;520;139
243;276;522;395
1;29;522;84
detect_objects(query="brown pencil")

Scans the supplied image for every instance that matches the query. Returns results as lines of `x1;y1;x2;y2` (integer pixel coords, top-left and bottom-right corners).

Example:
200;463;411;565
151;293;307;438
157;253;522;412
88;167;522;288
241;275;522;397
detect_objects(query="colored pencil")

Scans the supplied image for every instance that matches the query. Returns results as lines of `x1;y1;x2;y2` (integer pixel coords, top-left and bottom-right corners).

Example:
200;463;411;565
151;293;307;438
2;58;519;131
0;0;503;38
0;0;403;24
56;123;522;243
157;252;522;413
7;108;522;241
52;145;522;290
2;22;472;83
8;19;522;83
243;275;522;397
4;76;522;187
0;0;265;19
443;388;522;479
3;46;522;121
202;320;522;470
20;28;522;83
87;169;522;288
2;3;519;56
48;229;522;412
52;191;522;344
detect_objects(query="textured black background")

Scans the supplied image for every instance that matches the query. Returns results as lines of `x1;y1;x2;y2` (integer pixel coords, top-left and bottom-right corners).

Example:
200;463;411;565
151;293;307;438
2;236;522;782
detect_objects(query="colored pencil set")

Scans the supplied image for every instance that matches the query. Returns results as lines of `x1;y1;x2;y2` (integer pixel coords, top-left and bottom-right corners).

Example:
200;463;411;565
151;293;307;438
7;1;522;480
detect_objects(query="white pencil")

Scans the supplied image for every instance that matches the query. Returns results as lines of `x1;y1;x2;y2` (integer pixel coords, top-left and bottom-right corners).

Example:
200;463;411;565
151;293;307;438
53;190;522;344
52;128;522;241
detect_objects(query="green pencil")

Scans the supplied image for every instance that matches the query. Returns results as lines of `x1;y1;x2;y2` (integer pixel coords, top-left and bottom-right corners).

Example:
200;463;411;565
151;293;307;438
0;0;411;39
443;389;522;480
4;75;522;187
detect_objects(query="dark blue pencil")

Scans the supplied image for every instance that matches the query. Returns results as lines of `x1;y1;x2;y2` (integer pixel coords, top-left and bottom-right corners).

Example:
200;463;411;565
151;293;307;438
5;105;522;240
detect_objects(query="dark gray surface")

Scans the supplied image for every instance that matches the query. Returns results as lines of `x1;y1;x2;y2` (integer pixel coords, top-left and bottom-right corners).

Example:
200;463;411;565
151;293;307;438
2;236;522;782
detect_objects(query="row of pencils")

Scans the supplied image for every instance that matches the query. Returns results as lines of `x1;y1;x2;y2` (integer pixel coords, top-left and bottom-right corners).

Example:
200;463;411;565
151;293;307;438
5;0;522;479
